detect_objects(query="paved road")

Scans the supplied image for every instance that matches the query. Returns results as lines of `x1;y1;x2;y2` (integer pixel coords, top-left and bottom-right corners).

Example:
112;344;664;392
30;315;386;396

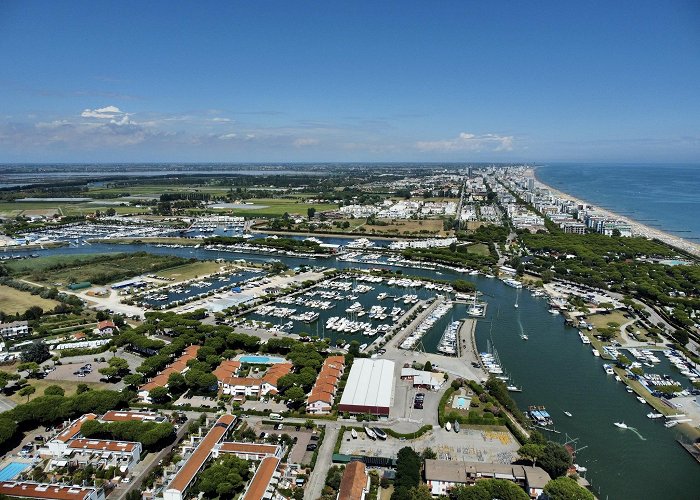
112;417;194;500
0;395;16;413
304;424;338;500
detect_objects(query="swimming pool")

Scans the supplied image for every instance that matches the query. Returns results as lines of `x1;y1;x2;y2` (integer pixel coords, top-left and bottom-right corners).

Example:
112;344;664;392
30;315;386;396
238;355;285;364
0;462;30;481
452;396;468;410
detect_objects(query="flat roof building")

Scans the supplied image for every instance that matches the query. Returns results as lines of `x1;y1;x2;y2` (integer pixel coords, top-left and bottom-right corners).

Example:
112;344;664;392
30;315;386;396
0;481;104;500
338;359;394;416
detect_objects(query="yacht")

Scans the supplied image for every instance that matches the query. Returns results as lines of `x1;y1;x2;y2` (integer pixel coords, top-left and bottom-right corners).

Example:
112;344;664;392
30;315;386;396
563;411;573;417
664;420;678;428
613;422;628;429
351;428;358;439
637;396;647;404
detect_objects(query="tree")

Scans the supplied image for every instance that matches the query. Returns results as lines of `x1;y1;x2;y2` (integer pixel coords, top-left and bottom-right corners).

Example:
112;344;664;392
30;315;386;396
44;385;65;397
284;386;306;408
543;477;595;500
0;372;19;390
76;383;90;394
167;372;187;395
197;454;251;498
23;306;43;321
149;386;170;404
423;361;432;372
20;342;50;364
538;441;572;478
307;207;316;220
123;373;144;388
17;362;41;378
18;385;36;402
450;479;529;500
517;443;544;467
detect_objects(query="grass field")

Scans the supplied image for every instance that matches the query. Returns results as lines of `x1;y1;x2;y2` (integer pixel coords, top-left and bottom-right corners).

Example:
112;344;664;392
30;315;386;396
466;243;490;256
588;310;629;330
4;253;113;275
157;261;228;281
9;253;189;287
0;202;143;217
219;198;338;218
0;285;60;314
9;379;107;404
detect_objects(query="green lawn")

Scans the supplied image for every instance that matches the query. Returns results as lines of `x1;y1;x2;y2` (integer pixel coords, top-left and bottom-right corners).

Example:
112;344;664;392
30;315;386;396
466;243;490;256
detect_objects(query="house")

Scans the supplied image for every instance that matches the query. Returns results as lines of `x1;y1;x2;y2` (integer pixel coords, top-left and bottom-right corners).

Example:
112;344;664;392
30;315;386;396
423;459;550;498
0;481;105;500
63;439;141;472
400;367;445;391
0;320;29;339
47;414;98;457
138;345;200;402
218;363;293;397
306;356;345;414
337;461;369;500
96;320;117;335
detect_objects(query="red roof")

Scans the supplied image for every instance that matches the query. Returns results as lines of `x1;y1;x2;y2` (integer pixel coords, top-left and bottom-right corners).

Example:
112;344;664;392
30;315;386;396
0;482;99;500
140;345;200;393
338;461;368;500
97;320;116;330
54;414;97;443
69;438;137;452
242;456;280;500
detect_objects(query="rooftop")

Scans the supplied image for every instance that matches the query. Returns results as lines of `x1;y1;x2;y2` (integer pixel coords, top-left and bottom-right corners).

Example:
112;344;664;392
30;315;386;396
242;456;280;500
0;482;100;500
338;461;368;500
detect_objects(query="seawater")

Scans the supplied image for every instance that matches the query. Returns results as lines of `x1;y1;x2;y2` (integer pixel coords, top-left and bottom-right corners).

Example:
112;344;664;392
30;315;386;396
536;163;700;241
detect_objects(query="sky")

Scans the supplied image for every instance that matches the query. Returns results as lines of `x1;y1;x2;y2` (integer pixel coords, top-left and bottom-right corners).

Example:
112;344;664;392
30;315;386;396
0;1;699;163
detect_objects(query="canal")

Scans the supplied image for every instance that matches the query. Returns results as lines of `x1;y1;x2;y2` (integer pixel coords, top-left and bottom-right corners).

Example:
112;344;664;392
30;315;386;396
4;242;699;499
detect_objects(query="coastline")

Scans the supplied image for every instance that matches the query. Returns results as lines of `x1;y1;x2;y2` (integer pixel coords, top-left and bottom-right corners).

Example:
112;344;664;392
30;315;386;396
528;167;700;258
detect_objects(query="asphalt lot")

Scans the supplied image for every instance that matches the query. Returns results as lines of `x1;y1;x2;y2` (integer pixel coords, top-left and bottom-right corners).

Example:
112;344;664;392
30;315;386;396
389;375;442;423
254;421;316;465
45;360;109;383
339;426;518;464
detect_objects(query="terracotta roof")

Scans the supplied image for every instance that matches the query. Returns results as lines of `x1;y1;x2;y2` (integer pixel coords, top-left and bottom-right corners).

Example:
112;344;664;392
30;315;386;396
167;414;235;494
306;356;345;406
0;482;99;500
69;439;137;453
213;360;241;382
97;320;116;330
242;456;280;500
338;461;368;500
54;414;97;443
261;363;293;385
218;442;279;456
221;376;260;388
139;345;200;393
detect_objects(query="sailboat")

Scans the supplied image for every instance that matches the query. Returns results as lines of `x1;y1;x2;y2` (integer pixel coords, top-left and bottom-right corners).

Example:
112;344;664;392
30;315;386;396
351;428;358;439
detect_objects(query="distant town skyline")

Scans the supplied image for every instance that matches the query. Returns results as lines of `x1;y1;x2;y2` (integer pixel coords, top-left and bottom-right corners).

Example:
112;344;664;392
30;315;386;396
0;1;698;163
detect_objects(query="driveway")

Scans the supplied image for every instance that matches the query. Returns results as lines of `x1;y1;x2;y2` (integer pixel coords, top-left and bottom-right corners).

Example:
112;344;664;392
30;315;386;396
304;424;338;500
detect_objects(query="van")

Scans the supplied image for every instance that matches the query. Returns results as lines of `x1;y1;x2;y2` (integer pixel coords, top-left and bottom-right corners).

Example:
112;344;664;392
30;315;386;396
269;413;283;421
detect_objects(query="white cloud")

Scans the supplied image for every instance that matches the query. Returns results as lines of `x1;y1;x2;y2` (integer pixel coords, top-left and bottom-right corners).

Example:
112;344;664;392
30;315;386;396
218;132;237;140
81;105;124;119
416;132;514;152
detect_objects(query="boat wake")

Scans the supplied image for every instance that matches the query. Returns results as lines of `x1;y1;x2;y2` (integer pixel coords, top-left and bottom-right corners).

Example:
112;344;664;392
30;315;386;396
628;426;647;441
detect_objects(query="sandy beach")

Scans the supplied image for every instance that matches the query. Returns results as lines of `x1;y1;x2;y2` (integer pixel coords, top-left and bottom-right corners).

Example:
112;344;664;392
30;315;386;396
526;168;700;258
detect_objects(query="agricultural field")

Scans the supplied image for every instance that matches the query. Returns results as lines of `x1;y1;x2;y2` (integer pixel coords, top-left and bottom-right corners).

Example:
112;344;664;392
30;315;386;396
465;243;490;256
0;285;60;315
7;252;191;287
0;201;143;218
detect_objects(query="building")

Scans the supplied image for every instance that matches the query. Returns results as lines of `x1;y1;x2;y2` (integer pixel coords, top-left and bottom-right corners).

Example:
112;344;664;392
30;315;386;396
0;320;29;339
306;356;345;414
213;442;282;461
0;482;104;500
100;410;167;423
96;320;117;335
47;414;98;456
242;456;281;500
138;345;200;402
338;359;395;416
63;439;141;472
337;461;369;500
163;414;236;500
217;362;293;398
423;459;550;498
400;367;445;391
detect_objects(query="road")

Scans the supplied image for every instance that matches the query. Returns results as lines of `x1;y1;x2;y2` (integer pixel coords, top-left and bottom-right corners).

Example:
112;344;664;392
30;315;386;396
0;395;16;413
111;416;194;500
304;424;338;500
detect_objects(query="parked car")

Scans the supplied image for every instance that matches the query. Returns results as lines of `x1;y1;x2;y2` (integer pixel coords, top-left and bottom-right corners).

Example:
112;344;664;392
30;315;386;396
306;444;317;451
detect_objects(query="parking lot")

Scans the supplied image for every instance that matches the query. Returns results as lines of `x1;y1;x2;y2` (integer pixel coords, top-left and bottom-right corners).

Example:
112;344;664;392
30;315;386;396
390;377;442;422
339;426;519;464
253;421;317;465
45;360;107;383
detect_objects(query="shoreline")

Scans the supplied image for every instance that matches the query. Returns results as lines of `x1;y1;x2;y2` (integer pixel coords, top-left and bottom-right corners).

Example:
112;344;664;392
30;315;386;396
528;167;700;258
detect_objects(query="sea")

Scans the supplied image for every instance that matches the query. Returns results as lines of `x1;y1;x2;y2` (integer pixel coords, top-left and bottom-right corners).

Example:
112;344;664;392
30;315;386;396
535;163;700;242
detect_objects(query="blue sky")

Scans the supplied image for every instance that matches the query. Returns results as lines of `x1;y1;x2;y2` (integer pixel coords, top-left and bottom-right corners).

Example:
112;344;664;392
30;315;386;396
0;1;699;163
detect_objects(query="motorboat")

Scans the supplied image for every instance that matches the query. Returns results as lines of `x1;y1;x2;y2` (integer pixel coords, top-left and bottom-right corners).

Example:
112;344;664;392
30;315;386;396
637;396;647;404
364;426;376;440
351;428;358;439
373;427;387;440
445;421;452;432
454;421;460;433
664;420;678;428
613;422;628;429
647;413;663;419
563;411;572;417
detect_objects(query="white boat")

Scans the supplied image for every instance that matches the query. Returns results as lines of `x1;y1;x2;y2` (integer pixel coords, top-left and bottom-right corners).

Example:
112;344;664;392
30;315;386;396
563;411;572;417
664;420;678;428
626;386;633;393
454;421;460;433
592;348;600;357
351;428;358;439
615;375;622;382
520;334;528;340
364;426;376;440
637;396;647;404
514;303;519;308
614;422;628;429
373;427;387;440
548;308;560;315
445;421;452;431
647;413;663;419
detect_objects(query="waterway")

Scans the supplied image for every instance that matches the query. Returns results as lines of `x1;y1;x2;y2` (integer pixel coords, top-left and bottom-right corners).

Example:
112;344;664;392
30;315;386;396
3;242;699;499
